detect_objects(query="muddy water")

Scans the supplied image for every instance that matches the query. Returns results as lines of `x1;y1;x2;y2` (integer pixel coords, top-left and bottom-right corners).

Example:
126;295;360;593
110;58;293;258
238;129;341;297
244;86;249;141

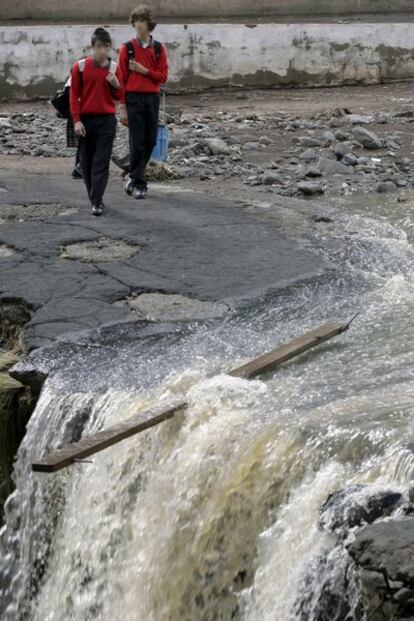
1;191;414;620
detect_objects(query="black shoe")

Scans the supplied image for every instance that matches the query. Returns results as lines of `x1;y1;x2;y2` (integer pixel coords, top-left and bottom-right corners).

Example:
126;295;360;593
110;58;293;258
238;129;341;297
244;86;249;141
124;177;135;196
72;166;83;179
92;203;104;216
134;186;147;200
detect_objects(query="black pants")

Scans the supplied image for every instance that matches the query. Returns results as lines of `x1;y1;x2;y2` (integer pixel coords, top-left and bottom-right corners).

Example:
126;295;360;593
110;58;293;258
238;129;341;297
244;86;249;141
79;115;117;206
75;143;81;168
127;93;160;189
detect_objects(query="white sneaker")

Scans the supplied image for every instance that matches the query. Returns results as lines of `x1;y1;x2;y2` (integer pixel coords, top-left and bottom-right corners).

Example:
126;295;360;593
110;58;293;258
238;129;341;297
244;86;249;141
92;204;104;216
124;177;135;196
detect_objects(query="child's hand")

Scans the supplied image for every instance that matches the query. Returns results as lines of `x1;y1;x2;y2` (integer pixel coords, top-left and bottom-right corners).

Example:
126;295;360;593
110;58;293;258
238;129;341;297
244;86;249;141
74;121;86;137
129;59;149;75
106;73;121;89
119;105;128;127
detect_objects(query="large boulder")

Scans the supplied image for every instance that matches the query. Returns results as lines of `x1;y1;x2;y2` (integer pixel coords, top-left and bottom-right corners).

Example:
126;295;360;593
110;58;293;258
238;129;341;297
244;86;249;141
320;485;403;540
353;126;383;149
296;486;410;621
347;518;414;620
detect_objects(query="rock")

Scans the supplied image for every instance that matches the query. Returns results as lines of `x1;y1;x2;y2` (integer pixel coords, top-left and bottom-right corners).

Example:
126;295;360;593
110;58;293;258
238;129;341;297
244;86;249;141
335;128;352;141
33;145;56;157
11;123;26;134
297;181;324;195
334;142;353;159
329;117;346;128
347;114;375;125
321;130;337;145
319;148;337;160
395;588;414;604
347;518;414;620
9;361;48;392
244;142;260;150
342;153;358;166
305;168;323;178
320;485;403;539
312;214;333;223
146;160;176;181
294;547;363;621
259;172;283;185
353;126;383;149
298;136;321;148
0;118;12;129
317;157;352;175
204;137;231;156
169;133;188;148
356;156;371;166
300;148;318;161
259;135;273;145
376;180;397;193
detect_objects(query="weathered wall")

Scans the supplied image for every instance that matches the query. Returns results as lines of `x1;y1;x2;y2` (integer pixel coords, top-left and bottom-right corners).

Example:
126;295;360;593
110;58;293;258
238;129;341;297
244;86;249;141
1;0;414;21
1;23;414;99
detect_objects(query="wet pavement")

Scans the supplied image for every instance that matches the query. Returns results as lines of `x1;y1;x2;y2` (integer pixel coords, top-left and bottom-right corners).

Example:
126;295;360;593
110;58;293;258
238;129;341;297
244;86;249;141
0;170;325;351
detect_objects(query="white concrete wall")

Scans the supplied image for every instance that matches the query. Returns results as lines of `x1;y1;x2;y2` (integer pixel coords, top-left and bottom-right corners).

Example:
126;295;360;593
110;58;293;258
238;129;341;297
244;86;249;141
1;23;414;98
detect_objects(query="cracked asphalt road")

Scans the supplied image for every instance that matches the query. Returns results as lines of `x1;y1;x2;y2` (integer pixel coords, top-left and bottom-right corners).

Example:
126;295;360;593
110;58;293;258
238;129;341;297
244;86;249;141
0;170;326;351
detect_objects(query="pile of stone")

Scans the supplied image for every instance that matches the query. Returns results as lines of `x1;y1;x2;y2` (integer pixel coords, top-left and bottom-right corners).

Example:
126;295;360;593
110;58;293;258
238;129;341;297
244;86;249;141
1;103;414;199
296;484;414;620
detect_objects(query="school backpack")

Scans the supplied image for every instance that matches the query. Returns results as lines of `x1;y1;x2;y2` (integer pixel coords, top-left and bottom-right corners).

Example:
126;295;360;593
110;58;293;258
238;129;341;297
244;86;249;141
124;39;162;68
51;58;117;119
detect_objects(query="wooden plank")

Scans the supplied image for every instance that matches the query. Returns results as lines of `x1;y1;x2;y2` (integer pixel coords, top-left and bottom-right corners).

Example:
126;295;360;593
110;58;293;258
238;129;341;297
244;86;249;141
32;320;349;473
229;321;347;379
32;399;185;473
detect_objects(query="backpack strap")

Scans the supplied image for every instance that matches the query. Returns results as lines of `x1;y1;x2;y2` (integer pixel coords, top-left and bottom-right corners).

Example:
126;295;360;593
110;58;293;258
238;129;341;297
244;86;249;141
154;40;162;62
124;39;162;66
125;41;135;61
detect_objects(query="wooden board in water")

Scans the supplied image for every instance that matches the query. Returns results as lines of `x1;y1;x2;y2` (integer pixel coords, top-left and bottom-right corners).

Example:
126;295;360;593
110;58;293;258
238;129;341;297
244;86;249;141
32;320;348;473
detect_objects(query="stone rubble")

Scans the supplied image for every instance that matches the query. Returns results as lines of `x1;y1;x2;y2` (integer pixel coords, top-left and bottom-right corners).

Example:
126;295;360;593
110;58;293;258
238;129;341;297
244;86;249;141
2;103;414;198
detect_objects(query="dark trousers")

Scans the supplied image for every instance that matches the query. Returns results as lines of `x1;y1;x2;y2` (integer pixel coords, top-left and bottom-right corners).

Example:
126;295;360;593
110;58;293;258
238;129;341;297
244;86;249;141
126;93;160;189
75;143;81;168
79;115;117;206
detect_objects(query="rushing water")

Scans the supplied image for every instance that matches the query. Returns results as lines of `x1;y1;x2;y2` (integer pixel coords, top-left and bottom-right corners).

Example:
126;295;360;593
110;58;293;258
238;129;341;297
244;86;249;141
1;192;414;620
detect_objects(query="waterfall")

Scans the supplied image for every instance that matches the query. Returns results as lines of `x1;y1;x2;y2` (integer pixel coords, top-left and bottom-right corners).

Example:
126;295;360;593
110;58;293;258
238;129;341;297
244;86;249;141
1;193;414;619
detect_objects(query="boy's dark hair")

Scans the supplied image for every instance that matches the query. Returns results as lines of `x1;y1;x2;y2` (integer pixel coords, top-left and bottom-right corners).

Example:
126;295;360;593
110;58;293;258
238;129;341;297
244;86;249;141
91;27;112;47
130;5;157;31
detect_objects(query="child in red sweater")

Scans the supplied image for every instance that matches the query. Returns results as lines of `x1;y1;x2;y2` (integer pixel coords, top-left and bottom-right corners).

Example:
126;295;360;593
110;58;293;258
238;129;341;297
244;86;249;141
117;5;168;200
70;27;122;216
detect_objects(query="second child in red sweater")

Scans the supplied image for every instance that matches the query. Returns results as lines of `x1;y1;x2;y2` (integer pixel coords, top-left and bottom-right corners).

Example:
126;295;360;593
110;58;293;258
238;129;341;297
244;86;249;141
117;5;169;200
70;27;122;216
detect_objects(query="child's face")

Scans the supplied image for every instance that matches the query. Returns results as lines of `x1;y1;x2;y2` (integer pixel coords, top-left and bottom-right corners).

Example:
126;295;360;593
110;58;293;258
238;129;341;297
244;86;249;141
93;41;111;64
134;19;150;40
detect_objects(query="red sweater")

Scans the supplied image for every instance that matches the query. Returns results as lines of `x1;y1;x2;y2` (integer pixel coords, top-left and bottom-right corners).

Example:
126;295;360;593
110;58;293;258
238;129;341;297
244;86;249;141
70;57;123;123
117;38;168;104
